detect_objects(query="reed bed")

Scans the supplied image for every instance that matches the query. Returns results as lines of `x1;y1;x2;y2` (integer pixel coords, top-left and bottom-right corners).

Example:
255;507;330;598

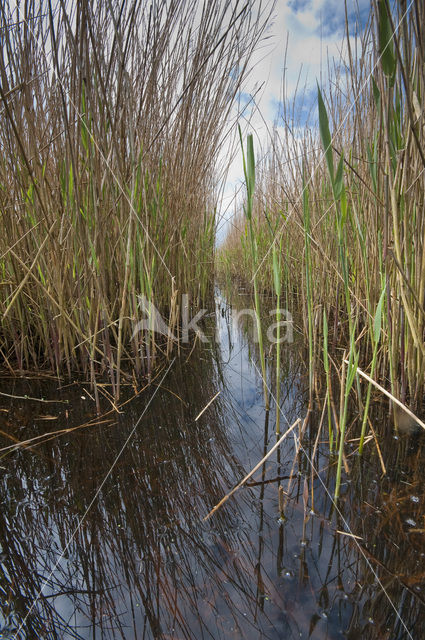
219;1;425;460
0;0;269;398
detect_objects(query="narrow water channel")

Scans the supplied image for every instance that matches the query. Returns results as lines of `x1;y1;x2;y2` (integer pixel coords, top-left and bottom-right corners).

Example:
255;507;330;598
1;288;425;639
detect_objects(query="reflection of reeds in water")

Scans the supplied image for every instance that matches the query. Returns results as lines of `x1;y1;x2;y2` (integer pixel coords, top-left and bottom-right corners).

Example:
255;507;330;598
0;345;301;639
282;400;425;639
338;405;425;639
0;359;229;637
213;288;425;639
3;299;425;638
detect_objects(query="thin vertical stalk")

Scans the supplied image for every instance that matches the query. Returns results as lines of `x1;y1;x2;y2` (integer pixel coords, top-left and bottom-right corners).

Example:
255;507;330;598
239;127;269;410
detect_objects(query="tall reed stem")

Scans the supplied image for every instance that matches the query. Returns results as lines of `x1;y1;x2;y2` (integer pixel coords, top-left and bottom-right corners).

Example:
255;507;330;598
239;127;269;411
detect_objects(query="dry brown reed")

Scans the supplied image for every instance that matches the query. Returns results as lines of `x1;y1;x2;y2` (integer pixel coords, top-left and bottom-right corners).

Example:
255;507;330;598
0;0;271;398
219;1;425;411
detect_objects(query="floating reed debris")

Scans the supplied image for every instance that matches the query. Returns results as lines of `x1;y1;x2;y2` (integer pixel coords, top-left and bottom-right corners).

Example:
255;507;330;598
346;361;425;433
203;418;301;521
194;391;221;422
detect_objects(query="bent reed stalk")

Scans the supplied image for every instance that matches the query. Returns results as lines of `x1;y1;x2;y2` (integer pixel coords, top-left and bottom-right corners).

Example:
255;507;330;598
219;1;425;458
0;0;270;397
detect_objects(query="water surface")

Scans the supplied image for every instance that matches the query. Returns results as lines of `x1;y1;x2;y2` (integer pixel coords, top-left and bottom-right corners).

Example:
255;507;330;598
1;289;425;639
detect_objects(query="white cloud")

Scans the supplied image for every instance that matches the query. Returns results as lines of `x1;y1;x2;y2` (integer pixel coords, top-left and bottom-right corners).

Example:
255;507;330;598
216;0;369;242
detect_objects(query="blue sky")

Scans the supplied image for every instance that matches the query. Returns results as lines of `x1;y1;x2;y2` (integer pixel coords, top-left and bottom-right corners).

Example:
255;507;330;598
216;0;371;242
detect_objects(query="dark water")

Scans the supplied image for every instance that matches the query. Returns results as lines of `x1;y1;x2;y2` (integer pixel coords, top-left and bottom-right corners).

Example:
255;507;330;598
1;289;425;639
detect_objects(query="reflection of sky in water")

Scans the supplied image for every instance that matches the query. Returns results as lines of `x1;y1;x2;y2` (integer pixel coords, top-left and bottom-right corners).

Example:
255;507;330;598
214;288;303;470
1;288;425;639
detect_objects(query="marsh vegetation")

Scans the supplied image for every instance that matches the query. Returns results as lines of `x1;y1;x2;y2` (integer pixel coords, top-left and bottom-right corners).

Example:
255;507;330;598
0;0;269;399
2;1;425;638
219;0;425;465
